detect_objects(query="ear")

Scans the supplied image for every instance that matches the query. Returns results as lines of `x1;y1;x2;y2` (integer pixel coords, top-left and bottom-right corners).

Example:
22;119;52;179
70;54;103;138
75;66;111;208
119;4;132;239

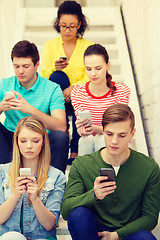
35;61;40;70
106;61;110;71
130;128;136;140
77;21;81;30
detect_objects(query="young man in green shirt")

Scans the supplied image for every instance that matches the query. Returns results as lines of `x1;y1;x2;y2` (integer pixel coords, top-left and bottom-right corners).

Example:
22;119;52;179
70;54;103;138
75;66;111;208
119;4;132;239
61;104;160;240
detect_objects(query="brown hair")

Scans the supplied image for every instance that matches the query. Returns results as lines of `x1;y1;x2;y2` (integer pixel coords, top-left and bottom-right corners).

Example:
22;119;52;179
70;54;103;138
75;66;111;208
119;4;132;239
11;40;39;66
84;44;116;95
102;104;135;131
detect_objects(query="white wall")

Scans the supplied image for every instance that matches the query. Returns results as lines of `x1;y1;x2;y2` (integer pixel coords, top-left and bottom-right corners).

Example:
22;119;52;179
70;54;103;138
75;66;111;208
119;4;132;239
121;0;160;164
0;0;24;79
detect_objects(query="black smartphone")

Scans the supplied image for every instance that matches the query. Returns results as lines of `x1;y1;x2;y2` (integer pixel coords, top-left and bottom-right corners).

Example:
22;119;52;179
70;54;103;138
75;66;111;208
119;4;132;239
60;57;67;60
100;168;114;182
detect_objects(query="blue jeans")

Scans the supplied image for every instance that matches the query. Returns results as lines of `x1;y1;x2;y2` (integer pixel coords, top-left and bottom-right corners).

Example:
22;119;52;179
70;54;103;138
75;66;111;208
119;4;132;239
0;123;69;173
68;207;157;240
49;71;80;154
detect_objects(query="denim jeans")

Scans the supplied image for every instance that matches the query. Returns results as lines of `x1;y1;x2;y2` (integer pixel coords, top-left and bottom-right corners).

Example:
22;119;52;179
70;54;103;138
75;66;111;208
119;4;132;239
49;71;80;154
68;207;157;240
0;123;69;173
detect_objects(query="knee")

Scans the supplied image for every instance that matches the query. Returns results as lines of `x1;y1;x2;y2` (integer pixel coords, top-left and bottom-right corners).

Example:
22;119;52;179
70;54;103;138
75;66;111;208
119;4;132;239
68;207;93;226
132;230;156;240
49;130;69;144
79;135;94;145
49;71;69;90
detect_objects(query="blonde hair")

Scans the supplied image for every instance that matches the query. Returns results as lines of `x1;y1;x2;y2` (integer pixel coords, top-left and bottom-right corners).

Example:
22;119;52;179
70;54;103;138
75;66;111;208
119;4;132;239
9;116;51;196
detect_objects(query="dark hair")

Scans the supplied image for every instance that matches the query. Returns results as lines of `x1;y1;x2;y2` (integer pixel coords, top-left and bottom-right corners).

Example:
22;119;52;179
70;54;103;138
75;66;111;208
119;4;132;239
53;0;88;37
84;44;116;95
102;104;135;131
11;40;40;66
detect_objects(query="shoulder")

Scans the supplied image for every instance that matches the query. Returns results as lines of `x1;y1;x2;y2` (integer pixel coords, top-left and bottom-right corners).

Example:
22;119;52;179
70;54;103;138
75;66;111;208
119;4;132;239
44;37;60;46
114;82;130;92
77;38;94;48
71;151;101;173
0;163;11;179
48;166;66;183
0;76;16;85
72;83;86;93
130;149;159;170
38;74;62;91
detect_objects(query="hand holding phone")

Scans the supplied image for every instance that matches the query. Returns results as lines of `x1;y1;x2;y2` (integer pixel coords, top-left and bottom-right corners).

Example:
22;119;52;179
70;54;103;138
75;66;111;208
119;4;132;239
100;168;115;183
60;57;67;61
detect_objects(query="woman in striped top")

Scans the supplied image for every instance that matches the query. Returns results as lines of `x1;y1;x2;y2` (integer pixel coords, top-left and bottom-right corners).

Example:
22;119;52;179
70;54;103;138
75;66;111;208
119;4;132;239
71;44;130;156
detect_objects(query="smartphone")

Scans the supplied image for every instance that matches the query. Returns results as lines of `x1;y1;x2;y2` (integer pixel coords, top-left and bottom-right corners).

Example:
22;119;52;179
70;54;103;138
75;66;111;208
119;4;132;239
79;110;91;119
60;57;67;60
5;91;15;98
100;168;114;182
20;168;31;177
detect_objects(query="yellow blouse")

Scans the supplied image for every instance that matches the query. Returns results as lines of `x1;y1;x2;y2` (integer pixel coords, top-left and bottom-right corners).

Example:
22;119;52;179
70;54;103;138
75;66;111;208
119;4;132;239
42;36;94;86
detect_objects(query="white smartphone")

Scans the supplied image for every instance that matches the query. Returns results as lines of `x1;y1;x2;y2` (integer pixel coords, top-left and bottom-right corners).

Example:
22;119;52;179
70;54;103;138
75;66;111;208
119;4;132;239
5;91;15;98
19;168;31;177
79;110;91;119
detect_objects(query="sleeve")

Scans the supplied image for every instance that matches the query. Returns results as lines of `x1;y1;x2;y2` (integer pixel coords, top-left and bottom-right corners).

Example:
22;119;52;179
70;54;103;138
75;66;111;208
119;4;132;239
45;172;66;226
50;84;65;111
61;161;96;220
71;85;84;117
42;41;56;79
116;162;160;240
0;79;4;102
0;167;6;205
117;83;131;105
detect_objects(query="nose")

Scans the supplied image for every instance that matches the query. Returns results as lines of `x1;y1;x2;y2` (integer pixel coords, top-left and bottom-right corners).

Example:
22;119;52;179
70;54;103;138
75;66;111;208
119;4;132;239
91;69;96;76
111;135;118;144
26;141;32;148
19;67;24;74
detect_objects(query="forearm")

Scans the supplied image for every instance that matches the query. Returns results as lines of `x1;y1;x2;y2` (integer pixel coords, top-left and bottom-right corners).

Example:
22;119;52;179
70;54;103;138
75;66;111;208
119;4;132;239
0;193;19;224
116;215;157;240
61;189;96;220
32;197;56;231
0;101;4;114
28;106;66;132
92;125;103;134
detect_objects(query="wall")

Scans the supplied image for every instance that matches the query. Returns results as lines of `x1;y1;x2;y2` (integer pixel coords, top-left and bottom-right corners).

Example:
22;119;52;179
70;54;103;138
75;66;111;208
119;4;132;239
121;0;160;163
0;0;24;79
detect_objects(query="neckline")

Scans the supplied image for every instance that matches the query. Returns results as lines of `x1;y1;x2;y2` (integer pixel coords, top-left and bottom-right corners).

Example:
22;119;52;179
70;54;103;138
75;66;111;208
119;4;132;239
86;81;115;99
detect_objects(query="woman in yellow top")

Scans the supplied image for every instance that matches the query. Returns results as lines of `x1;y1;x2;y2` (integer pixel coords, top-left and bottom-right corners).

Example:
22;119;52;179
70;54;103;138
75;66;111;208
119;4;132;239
42;1;93;163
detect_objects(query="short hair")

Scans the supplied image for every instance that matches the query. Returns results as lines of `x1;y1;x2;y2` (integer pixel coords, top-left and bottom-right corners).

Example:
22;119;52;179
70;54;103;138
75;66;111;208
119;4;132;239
11;40;39;65
9;116;50;195
84;44;116;94
102;104;135;131
53;0;88;37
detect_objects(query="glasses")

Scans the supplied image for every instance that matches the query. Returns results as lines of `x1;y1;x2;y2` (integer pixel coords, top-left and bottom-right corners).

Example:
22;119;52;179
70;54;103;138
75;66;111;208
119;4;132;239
59;24;79;32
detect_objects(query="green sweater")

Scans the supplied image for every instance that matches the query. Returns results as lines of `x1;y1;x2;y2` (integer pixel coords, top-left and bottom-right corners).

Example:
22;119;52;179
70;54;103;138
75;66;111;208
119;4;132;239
61;148;160;240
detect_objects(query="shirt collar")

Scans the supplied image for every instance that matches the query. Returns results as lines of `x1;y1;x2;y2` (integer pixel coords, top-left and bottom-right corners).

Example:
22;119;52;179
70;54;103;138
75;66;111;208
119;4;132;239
16;72;40;92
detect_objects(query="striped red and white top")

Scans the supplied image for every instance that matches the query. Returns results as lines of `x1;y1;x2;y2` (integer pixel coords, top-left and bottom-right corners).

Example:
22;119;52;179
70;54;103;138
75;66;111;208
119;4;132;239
71;81;130;127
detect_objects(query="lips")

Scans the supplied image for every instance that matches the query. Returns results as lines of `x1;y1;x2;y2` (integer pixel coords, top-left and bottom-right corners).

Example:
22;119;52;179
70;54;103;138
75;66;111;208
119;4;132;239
110;146;119;150
25;151;34;154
